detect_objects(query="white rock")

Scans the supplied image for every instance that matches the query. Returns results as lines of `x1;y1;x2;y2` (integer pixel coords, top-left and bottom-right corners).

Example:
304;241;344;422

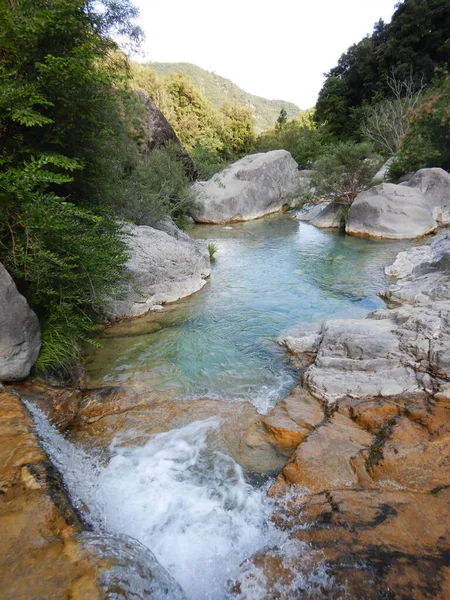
346;183;437;239
385;247;435;279
192;150;303;224
0;263;41;381
107;224;211;320
278;322;323;365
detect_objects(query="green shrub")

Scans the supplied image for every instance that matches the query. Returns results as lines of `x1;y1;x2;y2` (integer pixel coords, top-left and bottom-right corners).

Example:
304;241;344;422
308;142;382;205
108;142;197;227
0;157;129;377
0;0;140;377
207;242;217;262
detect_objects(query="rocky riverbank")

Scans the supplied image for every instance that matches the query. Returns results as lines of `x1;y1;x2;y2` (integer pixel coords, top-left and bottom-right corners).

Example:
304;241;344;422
232;230;450;599
2;223;449;599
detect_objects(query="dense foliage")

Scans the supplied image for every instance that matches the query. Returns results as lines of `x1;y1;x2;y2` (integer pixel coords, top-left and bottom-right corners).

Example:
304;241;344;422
315;0;450;139
256;110;331;168
390;70;450;176
306;142;382;206
0;0;200;377
0;0;145;375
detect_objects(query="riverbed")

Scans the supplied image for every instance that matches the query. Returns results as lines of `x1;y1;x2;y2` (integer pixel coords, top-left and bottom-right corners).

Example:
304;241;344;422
33;215;413;599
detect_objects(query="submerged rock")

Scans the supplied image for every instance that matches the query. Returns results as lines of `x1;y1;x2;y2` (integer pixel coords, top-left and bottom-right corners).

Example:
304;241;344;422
192;150;303;224
346;182;437;239
0;263;41;382
107;223;211;320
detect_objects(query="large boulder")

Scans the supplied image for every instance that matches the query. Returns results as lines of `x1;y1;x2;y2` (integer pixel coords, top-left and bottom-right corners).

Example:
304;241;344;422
192;150;303;224
0;264;40;381
406;167;450;225
107;224;211;320
346;182;437;239
136;90;197;182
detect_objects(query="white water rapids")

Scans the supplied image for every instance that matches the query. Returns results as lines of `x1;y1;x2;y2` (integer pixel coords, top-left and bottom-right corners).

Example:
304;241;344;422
26;402;287;599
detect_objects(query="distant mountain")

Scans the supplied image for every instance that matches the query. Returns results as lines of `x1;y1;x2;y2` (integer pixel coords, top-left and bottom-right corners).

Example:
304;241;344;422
145;62;300;133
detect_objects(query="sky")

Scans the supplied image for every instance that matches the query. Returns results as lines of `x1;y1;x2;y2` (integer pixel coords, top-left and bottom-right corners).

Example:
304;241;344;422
132;0;399;109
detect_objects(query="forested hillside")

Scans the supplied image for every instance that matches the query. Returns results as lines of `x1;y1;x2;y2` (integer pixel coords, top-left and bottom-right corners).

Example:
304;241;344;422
145;62;300;132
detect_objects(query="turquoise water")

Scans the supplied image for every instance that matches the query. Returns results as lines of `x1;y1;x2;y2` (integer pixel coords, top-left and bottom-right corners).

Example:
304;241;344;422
84;214;410;413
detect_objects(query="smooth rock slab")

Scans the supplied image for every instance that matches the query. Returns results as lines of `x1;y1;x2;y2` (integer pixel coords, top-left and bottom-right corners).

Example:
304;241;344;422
107;224;210;320
368;417;450;492
271;413;373;493
192;150;302;224
346;182;437;239
0;263;41;381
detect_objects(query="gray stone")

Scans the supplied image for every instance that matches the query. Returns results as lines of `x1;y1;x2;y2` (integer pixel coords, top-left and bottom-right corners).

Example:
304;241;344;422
278;322;323;365
406;168;450;225
136;90;197;182
288;230;450;405
346;183;436;239
310;202;345;229
385;246;435;279
302;318;421;403
0;264;41;381
192;150;303;224
107;224;211;320
295;202;330;222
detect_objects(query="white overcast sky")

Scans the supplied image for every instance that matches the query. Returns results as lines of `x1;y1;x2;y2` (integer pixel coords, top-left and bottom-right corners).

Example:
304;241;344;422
132;0;399;109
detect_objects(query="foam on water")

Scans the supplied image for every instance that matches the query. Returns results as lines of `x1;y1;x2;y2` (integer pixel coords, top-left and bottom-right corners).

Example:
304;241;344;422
26;402;285;599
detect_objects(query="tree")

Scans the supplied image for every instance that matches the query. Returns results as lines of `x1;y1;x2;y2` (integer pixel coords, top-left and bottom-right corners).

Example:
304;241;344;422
221;100;256;156
308;142;382;206
315;0;450;139
391;69;450;174
361;71;426;156
276;108;288;130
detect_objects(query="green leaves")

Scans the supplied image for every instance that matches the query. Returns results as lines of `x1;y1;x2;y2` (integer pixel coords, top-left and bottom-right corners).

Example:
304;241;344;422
0;0;141;378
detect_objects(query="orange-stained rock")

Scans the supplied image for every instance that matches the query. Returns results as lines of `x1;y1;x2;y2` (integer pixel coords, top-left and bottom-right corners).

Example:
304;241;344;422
270;413;373;494
12;379;81;431
261;388;324;455
0;391;187;600
233;488;450;600
338;397;401;433
0;392;101;600
368;416;450;491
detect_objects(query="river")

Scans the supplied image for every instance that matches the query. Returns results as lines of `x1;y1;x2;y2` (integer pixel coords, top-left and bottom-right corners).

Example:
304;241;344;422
30;215;412;599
